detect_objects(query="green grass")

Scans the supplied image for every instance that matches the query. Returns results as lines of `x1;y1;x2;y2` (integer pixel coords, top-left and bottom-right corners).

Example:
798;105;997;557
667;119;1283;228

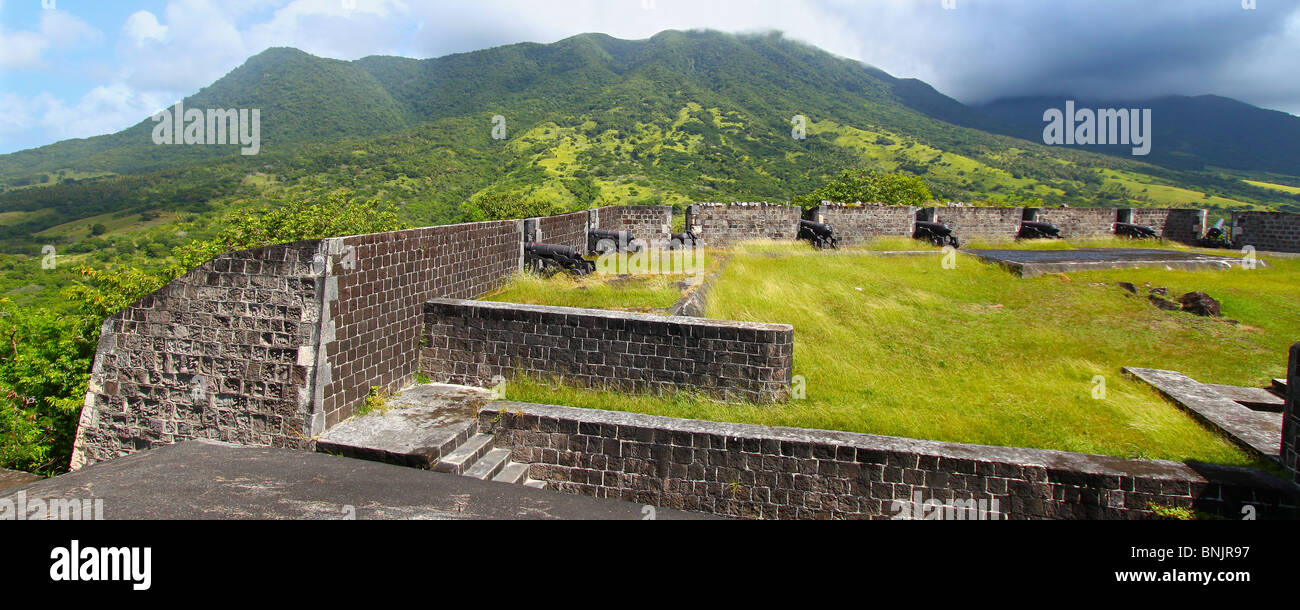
483;249;718;312
503;243;1300;467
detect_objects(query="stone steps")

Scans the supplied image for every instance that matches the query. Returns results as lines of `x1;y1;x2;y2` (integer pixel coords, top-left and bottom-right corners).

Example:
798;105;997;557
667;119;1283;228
314;383;544;490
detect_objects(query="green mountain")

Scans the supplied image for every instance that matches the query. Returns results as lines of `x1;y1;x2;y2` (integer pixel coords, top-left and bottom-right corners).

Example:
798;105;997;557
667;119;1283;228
971;95;1300;174
3;30;1299;274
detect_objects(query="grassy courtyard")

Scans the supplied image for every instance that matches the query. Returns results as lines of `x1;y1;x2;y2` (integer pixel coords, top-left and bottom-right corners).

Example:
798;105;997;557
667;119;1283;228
488;240;1299;467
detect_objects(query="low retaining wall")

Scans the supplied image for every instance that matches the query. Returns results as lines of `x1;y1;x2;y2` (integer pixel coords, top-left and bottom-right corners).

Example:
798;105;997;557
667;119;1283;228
1285;343;1299;484
1131;208;1206;243
420;299;794;403
1233;211;1300;253
687;203;800;247
479;402;1300;520
1036;207;1118;238
928;206;1023;241
593;206;673;244
808;204;917;246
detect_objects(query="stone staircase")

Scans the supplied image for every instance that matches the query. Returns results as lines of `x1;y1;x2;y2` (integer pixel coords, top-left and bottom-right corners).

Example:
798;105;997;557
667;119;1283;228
315;384;544;489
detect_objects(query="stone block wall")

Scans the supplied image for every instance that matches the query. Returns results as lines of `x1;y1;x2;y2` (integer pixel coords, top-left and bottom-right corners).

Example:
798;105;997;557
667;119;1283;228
1036;207;1118;238
594;206;673;244
929;206;1024;241
420;299;794;403
1131;208;1207;243
479;402;1300;520
71;220;525;469
808;204;917;246
1285;343;1299;484
71;241;329;469
319;221;523;429
687;203;800;247
1233;211;1300;253
530;211;589;254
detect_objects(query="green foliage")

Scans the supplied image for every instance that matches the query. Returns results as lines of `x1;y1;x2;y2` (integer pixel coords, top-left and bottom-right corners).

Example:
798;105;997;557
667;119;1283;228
460;191;567;222
795;170;934;209
0;299;98;474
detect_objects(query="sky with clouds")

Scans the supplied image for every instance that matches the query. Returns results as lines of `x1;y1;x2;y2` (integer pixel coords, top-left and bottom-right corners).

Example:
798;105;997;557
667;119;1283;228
1;0;1297;155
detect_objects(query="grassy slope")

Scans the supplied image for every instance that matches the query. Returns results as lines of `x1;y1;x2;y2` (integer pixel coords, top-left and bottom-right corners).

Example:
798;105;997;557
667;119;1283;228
503;241;1300;466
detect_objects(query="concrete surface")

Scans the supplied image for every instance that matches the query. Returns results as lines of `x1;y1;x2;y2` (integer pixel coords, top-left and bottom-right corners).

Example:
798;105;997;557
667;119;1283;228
0;469;42;492
1125;367;1283;461
316;384;489;468
0;440;718;520
967;248;1263;277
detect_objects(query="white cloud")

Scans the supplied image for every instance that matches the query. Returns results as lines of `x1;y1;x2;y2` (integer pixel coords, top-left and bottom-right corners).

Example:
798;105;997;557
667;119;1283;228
123;11;168;46
0;8;101;70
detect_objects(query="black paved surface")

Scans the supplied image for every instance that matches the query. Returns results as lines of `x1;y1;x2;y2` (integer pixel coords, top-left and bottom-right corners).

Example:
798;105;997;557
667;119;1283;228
0;440;717;520
965;248;1258;277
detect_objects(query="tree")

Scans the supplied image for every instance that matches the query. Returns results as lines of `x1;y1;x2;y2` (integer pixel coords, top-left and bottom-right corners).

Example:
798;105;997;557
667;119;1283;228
459;191;566;222
795;170;933;209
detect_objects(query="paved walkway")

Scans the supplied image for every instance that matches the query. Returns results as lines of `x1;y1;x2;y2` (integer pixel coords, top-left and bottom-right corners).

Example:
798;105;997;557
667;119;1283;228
0;440;717;520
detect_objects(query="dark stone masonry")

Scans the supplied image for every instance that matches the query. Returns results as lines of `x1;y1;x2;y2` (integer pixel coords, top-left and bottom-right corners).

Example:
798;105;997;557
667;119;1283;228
1131;208;1207;244
1233;211;1300;253
927;206;1023;241
479;402;1300;520
593;205;673;245
687;202;800;246
807;203;917;246
531;211;590;254
420;299;794;403
1035;207;1118;238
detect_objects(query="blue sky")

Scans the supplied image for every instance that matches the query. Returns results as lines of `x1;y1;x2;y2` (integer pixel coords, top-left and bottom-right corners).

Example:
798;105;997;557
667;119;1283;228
2;0;1298;155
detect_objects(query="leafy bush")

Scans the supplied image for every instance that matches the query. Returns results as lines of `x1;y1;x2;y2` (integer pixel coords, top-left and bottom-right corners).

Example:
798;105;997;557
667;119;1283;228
795;170;933;209
460;191;567;222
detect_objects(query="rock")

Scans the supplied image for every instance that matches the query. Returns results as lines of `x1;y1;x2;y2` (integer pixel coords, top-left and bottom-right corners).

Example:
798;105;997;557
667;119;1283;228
1149;294;1181;311
1116;282;1138;295
1149;286;1168;296
1179;291;1221;317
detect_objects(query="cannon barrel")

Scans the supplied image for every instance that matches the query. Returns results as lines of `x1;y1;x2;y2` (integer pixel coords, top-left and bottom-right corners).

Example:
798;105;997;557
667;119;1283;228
798;219;838;249
1018;221;1063;239
1114;222;1158;239
914;221;960;248
669;231;698;250
588;229;640;253
525;243;596;275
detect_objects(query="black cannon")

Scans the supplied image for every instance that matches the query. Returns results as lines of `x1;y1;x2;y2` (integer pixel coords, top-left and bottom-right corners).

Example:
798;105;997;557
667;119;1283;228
914;221;960;248
1197;219;1233;249
798;220;839;249
668;231;699;250
588;229;641;254
1018;221;1063;240
525;243;596;276
1115;222;1159;240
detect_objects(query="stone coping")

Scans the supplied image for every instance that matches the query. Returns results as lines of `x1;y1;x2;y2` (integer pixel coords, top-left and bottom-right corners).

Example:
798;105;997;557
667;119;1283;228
433;298;793;333
482;402;1299;492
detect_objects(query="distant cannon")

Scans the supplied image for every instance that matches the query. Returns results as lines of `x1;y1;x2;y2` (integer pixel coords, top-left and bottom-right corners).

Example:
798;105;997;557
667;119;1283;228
525;243;596;276
1197;219;1233;249
798;219;839;249
1114;222;1159;240
914;220;960;248
588;229;642;254
1018;221;1063;240
668;231;699;250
